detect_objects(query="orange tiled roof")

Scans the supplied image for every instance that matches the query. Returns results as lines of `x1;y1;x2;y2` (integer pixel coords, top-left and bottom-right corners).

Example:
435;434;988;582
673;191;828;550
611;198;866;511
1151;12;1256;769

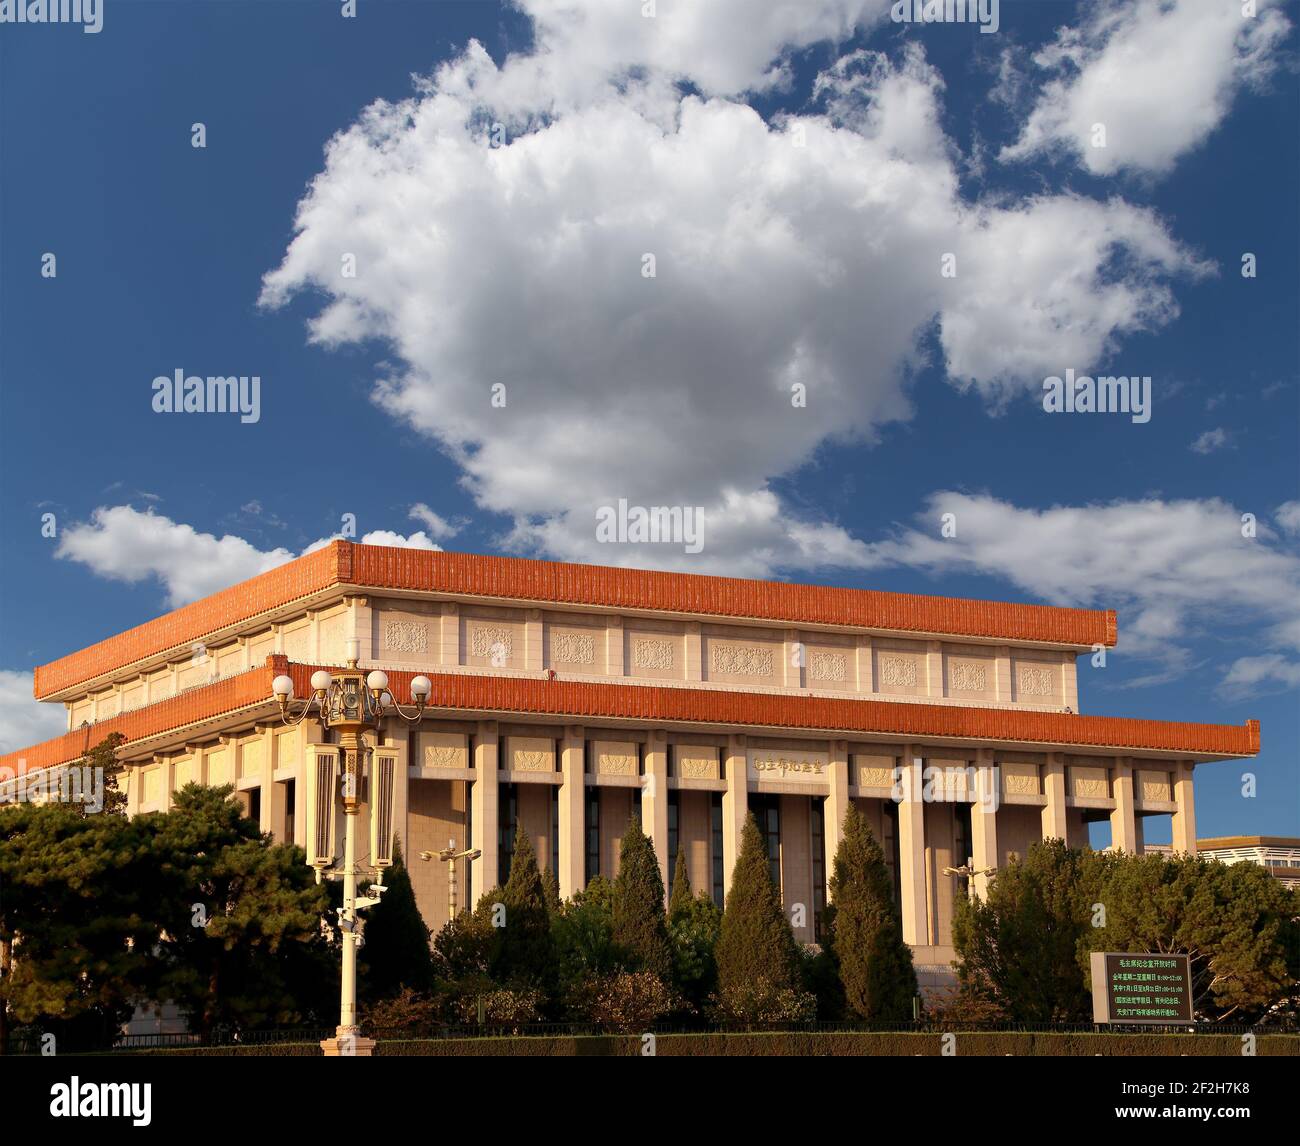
2;656;1256;777
33;542;1117;698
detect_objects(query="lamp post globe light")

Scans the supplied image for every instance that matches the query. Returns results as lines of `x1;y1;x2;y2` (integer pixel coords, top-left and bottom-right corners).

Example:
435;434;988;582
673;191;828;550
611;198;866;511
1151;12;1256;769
271;643;433;1057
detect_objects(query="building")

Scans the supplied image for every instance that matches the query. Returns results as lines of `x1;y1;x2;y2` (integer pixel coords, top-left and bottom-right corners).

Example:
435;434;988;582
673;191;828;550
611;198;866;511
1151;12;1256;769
1196;837;1300;889
0;542;1259;974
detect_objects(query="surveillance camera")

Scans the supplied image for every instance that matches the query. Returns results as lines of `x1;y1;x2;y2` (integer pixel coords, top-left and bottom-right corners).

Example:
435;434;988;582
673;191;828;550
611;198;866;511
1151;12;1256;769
419;851;435;861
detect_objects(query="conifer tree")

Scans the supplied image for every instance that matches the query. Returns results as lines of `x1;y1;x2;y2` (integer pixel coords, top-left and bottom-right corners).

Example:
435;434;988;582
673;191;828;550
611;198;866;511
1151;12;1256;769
541;864;562;918
358;838;434;1000
827;805;917;1020
492;824;553;986
611;818;672;979
715;814;800;995
668;845;693;921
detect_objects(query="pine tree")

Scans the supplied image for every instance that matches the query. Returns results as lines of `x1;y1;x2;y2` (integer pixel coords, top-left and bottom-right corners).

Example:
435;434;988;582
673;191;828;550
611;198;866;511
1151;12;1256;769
541;865;561;918
827;804;917;1020
78;732;128;818
611;818;672;979
492;824;553;986
358;838;434;1001
715;814;800;995
668;846;693;922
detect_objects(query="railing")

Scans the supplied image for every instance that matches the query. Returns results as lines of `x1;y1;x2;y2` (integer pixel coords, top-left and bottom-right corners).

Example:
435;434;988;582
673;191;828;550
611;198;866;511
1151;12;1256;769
4;1017;1294;1055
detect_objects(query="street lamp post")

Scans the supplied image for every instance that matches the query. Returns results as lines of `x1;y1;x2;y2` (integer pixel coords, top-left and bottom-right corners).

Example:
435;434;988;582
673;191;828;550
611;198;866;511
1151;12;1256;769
272;641;432;1057
420;840;481;922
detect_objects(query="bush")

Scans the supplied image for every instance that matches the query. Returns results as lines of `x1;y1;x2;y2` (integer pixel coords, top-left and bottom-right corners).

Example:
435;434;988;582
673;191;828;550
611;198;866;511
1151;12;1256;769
363;987;441;1034
451;986;545;1030
712;981;818;1024
585;970;676;1032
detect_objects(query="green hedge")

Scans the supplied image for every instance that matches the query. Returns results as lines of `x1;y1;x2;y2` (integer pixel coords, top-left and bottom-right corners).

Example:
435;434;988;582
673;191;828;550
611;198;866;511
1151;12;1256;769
123;1031;1300;1056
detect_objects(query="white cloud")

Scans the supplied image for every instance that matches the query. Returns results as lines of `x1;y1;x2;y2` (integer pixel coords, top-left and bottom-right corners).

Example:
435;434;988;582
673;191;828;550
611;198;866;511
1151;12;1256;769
1275;501;1300;536
858;492;1300;694
56;506;298;608
518;0;891;99
1220;654;1300;700
1190;427;1229;454
262;39;1206;573
57;506;442;607
0;671;68;755
409;503;461;540
1002;0;1291;177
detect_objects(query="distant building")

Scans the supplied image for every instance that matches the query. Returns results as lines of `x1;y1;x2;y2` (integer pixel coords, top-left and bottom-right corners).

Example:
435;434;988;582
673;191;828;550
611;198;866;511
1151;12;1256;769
1197;837;1300;889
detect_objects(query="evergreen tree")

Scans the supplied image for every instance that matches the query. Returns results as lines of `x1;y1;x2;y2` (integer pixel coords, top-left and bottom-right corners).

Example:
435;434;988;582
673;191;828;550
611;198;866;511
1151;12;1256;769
541;865;562;918
144;784;333;1036
611;818;672;979
668;846;693;921
492;824;553;986
358;838;434;1000
78;731;128;818
715;814;800;996
827;805;917;1020
952;838;1091;1022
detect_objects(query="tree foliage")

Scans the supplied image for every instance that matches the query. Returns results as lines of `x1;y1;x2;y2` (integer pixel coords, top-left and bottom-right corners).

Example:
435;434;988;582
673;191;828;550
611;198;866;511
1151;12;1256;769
827;805;917;1020
611;818;672;979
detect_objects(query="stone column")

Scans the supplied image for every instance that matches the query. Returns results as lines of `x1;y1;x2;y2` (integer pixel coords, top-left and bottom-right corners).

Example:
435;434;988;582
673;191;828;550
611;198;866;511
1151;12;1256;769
643;730;670;901
525;609;544;671
389;723;411;862
439;603;459;667
558;726;585;899
970;748;998;900
1042;752;1067;841
897;748;929;946
1110;757;1137;853
471;722;500;900
824;740;849;901
722;734;749;897
1172;761;1197;855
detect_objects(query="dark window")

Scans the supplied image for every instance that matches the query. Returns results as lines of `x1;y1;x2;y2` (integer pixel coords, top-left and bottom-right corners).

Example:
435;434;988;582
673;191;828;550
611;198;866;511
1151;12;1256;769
248;786;262;825
283;779;295;843
551;785;560;879
811;797;826;941
883;800;901;907
585;788;601;883
667;789;680;899
499;783;517;886
750;793;782;891
954;803;973;900
710;793;724;908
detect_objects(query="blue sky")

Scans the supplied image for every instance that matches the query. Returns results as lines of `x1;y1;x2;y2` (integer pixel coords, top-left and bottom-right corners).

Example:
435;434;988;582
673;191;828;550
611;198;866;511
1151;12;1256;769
1;0;1297;839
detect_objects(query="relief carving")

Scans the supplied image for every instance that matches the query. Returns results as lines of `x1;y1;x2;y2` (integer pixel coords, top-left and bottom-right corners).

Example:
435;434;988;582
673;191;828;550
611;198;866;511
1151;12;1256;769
808;651;847;682
471;625;514;661
879;655;918;687
385;619;429;655
633;638;674;670
1018;665;1054;696
552;631;596;665
950;660;987;692
711;643;774;677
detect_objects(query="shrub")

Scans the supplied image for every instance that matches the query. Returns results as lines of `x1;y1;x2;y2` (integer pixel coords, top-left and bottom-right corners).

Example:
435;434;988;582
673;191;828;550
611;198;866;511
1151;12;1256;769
585;970;676;1032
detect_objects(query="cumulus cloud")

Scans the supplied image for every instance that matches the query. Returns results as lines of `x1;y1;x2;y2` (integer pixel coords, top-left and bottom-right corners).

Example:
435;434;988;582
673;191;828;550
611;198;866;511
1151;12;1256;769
0;671;69;755
57;506;442;607
518;0;891;99
1002;0;1291;177
1275;501;1300;535
261;39;1206;573
857;491;1300;693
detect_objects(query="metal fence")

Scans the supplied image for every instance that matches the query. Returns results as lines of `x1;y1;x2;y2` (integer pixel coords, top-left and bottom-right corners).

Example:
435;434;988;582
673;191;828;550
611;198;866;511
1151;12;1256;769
5;1017;1295;1055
